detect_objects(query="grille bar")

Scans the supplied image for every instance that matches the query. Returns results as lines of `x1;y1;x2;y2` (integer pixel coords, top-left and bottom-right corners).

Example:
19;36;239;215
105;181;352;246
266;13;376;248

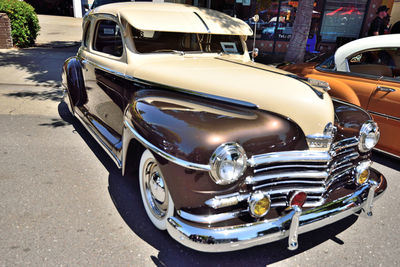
249;137;360;208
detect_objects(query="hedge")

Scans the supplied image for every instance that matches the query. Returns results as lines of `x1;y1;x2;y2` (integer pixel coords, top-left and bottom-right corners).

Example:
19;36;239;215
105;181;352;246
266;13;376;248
0;0;40;48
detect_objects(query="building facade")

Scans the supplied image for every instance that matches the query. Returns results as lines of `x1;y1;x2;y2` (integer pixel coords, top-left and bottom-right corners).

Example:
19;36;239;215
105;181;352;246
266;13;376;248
27;0;398;55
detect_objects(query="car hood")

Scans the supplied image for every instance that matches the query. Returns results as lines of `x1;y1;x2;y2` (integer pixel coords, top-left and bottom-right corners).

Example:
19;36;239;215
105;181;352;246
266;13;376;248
131;55;334;139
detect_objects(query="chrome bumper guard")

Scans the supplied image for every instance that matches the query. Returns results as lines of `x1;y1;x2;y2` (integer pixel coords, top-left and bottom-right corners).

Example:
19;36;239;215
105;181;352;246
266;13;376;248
166;170;386;253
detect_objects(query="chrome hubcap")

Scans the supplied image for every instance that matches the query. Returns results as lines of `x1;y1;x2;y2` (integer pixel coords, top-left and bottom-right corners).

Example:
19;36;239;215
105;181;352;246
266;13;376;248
143;159;168;219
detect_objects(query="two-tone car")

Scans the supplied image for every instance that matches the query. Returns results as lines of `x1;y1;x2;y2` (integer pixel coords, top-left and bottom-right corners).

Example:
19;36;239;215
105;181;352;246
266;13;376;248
62;2;387;252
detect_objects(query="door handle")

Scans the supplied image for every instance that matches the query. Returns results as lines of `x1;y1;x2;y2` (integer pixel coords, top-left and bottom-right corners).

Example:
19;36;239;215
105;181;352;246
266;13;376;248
376;86;396;93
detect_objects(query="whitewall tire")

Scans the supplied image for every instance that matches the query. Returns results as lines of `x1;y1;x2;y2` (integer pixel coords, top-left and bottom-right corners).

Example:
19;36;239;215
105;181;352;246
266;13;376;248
139;149;174;230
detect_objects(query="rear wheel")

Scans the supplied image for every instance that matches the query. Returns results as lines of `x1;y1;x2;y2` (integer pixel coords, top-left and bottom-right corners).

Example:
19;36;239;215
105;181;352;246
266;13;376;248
139;149;174;230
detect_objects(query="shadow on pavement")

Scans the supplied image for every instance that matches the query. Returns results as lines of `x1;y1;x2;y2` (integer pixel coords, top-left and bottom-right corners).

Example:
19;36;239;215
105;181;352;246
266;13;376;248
0;45;77;86
5;87;63;101
58;101;359;266
372;150;400;172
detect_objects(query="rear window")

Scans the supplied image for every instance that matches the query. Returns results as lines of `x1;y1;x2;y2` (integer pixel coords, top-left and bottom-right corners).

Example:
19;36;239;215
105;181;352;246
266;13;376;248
131;28;244;55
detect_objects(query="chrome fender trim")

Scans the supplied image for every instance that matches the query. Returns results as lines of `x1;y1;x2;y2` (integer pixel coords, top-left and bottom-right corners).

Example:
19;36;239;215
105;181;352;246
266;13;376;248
123;119;211;172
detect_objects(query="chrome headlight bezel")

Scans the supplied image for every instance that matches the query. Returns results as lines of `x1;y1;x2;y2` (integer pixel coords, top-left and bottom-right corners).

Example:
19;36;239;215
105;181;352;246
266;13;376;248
358;121;380;152
209;142;247;185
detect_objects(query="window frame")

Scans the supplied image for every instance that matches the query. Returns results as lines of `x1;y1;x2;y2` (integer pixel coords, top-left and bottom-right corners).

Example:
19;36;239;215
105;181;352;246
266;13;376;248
91;15;125;60
345;47;400;82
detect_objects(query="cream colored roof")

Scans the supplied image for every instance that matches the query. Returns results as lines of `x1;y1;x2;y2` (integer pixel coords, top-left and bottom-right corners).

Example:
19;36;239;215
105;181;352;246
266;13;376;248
93;2;253;35
335;34;400;71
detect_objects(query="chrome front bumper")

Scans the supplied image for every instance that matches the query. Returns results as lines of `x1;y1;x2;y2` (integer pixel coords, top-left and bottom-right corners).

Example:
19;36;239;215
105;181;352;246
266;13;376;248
166;169;386;253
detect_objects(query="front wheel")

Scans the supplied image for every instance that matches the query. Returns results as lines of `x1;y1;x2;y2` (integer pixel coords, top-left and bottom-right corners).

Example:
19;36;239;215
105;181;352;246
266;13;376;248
139;149;174;230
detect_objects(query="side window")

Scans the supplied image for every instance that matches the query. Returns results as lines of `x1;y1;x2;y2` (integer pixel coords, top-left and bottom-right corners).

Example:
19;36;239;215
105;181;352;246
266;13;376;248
83;21;91;48
316;56;335;71
348;48;399;78
93;20;123;57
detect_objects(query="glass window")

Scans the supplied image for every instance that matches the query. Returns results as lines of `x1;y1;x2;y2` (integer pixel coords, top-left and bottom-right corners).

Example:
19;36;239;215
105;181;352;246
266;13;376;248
347;48;400;78
246;0;279;40
83;21;91;48
131;28;244;55
93;20;123;57
320;0;368;42
316;55;335;71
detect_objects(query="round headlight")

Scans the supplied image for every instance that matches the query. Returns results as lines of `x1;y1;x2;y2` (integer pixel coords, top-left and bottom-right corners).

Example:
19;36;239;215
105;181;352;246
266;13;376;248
209;143;247;185
358;121;380;152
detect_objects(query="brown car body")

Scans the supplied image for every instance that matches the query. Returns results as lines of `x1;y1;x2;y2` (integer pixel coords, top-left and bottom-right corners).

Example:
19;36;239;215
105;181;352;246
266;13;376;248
62;3;386;252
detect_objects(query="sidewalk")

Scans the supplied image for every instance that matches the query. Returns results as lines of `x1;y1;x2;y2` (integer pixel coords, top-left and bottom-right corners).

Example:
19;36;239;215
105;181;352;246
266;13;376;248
0;15;82;87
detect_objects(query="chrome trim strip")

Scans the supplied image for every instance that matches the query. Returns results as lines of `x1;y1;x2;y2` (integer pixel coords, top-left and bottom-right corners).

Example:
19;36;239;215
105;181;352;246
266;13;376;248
167;178;385;252
248;151;331;168
178;210;244;224
368;110;400;122
75;111;122;168
81;59;127;80
331;137;359;153
123;120;211;171
124;74;259;109
254;163;329;173
252;185;326;194
256;179;326;187
245;171;328;185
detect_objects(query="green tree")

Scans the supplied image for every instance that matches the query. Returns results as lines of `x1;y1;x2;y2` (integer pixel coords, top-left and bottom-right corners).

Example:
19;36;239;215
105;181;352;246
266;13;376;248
0;0;40;47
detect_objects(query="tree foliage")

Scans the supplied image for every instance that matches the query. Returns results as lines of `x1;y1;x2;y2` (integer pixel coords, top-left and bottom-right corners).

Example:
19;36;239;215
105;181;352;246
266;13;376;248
0;0;40;48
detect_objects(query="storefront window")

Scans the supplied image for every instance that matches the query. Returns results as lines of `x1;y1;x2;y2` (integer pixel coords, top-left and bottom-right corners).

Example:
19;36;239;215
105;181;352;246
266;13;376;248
320;0;368;42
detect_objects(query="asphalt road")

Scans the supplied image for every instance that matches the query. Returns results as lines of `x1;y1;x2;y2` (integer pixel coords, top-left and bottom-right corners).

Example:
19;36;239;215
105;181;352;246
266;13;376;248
1;84;400;266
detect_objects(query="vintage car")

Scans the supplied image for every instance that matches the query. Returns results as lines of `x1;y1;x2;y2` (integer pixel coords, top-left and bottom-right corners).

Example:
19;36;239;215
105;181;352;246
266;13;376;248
62;3;387;252
281;34;400;158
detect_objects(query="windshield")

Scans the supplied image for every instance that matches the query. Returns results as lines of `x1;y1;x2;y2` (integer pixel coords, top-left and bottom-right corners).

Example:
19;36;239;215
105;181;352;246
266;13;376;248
131;28;244;55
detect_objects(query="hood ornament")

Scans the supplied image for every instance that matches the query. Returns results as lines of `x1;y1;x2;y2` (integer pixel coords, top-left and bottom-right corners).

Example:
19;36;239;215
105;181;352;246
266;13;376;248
306;122;337;149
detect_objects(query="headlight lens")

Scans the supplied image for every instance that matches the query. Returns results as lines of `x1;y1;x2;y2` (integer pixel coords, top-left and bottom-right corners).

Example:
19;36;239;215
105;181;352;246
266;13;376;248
209;143;247;185
358;121;380;152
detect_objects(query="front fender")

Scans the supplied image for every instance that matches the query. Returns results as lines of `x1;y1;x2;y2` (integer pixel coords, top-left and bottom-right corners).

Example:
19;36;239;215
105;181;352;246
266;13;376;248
333;98;372;140
123;89;308;209
62;56;86;106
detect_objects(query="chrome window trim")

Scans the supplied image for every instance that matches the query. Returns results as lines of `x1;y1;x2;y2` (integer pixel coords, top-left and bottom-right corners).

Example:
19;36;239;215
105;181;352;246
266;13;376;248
124;119;211;171
368;110;400;122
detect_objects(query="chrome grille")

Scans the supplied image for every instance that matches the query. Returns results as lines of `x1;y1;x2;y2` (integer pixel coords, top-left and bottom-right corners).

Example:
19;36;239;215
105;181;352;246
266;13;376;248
245;137;359;208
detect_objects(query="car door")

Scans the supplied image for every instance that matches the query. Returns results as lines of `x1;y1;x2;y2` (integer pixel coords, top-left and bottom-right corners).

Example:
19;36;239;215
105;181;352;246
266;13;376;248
80;16;128;153
364;48;400;156
311;56;378;108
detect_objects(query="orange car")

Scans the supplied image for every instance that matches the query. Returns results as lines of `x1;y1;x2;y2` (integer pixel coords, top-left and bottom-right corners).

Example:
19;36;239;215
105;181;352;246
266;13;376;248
281;34;400;157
